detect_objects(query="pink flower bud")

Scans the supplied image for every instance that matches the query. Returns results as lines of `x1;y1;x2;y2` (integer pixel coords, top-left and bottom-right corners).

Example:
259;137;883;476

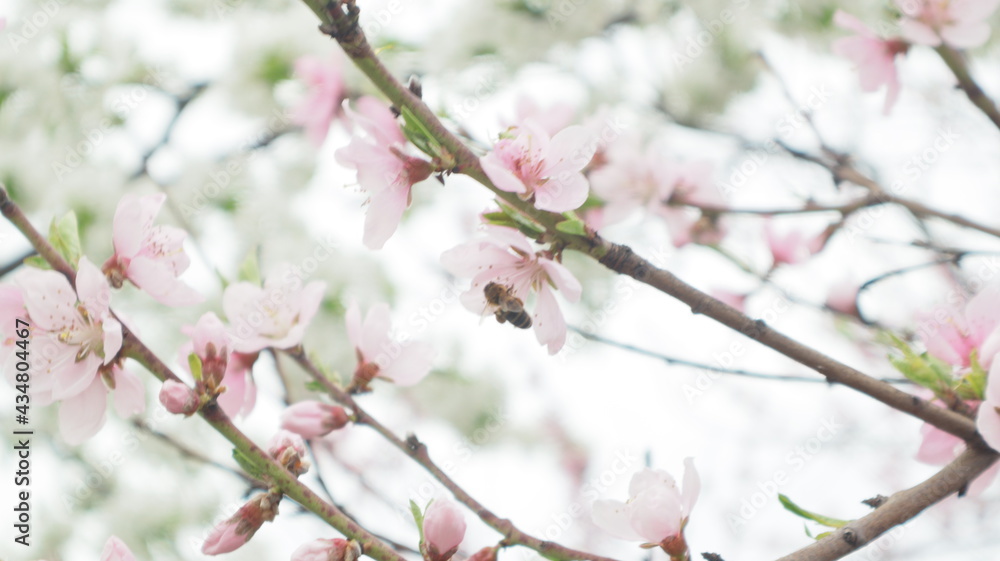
422;499;466;561
202;492;281;555
268;429;310;476
281;401;351;439
100;536;136;561
291;538;362;561
159;380;199;415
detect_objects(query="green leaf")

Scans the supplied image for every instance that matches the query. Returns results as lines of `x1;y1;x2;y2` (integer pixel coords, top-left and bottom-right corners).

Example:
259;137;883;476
232;448;265;480
188;353;203;382
237;249;262;285
494;201;546;238
555;218;587;236
957;350;988;400
884;334;953;391
49;211;82;267
400;105;444;162
24;255;51;270
410;499;425;540
778;494;850;529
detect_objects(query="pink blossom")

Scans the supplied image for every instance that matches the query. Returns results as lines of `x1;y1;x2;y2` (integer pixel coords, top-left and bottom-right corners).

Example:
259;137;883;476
223;270;326;353
292;55;345;146
918;285;1000;368
422;499;466;561
100;536;136;561
592;460;699;546
159;379;199;415
977;359;1000;452
183;312;230;384
896;0;1000;48
440;225;582;354
832;11;908;115
291;538;361;561
335;96;433;249
103;193;202;306
481;121;596;212
9;258;142;444
281;400;350;438
345;301;434;391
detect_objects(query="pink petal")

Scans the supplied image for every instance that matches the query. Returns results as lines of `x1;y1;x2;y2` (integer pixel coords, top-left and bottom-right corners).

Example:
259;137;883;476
345;300;363;349
127;256;203;306
532;287;567;354
544;125;596;176
629;487;683;543
680;457;700;515
17;269;78;332
75;256;111;315
113;193;166;258
112;367;146;417
50;351;101;401
539;260;582;302
103;316;123;365
481;154;529;194
916;422;962;464
629;468;677;497
591;499;644;541
423;499;467;554
202;519;249;555
380;341;434;386
899;19;943;45
363;182;410;250
533;171;589;212
940;21;991;47
360;303;392;359
833;10;875;36
59;376;108;444
218;364;256;418
100;536;137;561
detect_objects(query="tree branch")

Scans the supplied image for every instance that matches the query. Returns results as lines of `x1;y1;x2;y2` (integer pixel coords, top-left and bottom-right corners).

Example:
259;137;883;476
935;45;1000;132
774;445;998;561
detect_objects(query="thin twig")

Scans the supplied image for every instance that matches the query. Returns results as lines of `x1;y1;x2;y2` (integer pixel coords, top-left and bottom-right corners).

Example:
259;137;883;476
569;328;913;385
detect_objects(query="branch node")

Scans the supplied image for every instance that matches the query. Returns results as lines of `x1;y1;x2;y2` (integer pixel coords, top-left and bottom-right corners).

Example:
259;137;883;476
841;527;859;547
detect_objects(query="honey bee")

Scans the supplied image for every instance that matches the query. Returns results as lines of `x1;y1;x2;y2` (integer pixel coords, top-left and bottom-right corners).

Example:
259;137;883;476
483;282;532;329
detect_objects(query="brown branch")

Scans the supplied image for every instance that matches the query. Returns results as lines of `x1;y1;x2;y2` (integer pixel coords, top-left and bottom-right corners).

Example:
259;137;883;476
592;242;980;442
935;45;1000;132
285;349;624;561
774;445;998;561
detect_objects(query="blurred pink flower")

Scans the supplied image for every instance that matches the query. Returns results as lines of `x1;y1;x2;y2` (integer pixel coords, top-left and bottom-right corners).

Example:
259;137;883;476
100;536;136;561
918;285;1000;368
292;55;345;146
159;379;199;415
977;360;1000;452
335;96;433;249
345;301;434;391
441;225;582;354
825;279;861;317
103;193;202;306
291;538;361;561
711;290;747;313
481;121;596;212
832;11;908;115
918;415;1000;494
765;221;820;267
281;400;350;439
896;0;1000;48
592;460;699;547
505;96;577;137
224;271;326;353
422;499;466;561
216;351;258;418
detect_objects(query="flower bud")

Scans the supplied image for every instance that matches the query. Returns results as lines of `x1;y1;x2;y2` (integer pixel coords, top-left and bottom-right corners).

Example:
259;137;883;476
159;380;199;415
291;538;362;561
202;491;281;555
281;401;350;439
268;429;310;476
421;499;466;561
